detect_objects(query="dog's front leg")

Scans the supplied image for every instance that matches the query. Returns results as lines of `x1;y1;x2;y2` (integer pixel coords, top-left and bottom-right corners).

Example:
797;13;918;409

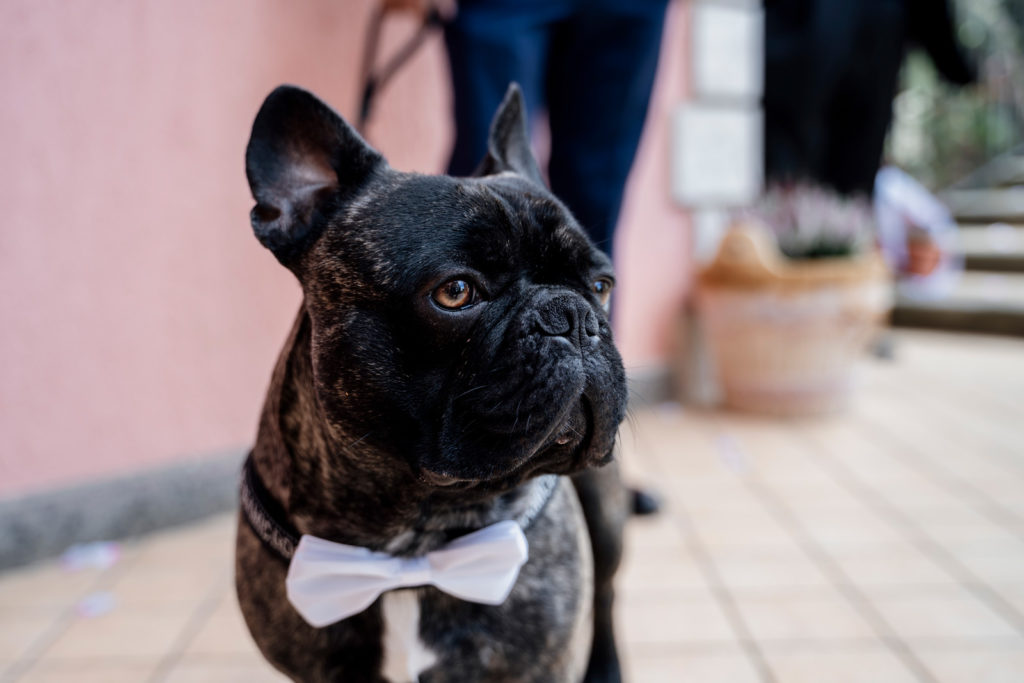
571;462;628;683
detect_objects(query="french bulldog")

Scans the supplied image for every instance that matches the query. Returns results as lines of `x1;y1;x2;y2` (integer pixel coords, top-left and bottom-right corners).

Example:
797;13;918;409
235;83;630;683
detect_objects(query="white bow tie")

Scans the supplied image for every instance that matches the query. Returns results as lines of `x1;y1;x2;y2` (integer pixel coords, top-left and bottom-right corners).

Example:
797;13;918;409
285;520;529;627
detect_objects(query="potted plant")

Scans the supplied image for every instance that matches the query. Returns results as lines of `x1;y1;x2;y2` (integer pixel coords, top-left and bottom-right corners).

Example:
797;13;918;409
696;185;892;415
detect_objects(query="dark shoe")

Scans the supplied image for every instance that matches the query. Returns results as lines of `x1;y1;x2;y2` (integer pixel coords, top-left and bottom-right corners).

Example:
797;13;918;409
630;487;662;516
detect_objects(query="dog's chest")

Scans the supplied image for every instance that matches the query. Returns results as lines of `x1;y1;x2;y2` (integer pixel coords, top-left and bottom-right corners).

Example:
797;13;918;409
380;590;438;683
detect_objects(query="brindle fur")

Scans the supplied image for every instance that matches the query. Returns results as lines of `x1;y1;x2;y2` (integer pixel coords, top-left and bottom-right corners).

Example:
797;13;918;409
236;84;629;682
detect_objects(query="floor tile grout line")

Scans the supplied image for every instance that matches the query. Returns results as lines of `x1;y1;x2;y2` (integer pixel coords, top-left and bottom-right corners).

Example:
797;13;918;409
146;576;230;683
870;368;1024;476
628;420;778;683
874;347;1023;424
623;636;916;654
799;427;1024;637
668;504;779;683
2;548;148;683
699;415;942;683
852;407;1024;531
633;635;1024;651
903;379;1020;424
741;475;942;683
0;615;77;683
858;367;1024;490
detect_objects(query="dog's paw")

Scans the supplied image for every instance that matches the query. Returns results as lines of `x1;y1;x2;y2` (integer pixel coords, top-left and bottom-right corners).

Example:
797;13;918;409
629;486;662;516
582;643;622;683
583;663;623;683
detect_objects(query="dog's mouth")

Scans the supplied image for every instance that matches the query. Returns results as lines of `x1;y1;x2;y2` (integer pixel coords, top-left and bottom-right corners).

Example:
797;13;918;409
539;397;591;463
420;396;596;489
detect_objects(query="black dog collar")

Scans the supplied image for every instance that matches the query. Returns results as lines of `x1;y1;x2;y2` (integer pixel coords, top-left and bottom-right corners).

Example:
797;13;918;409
240;453;559;561
240;455;301;559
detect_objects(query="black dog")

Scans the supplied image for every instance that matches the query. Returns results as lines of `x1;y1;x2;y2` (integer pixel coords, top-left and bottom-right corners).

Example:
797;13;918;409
236;83;629;682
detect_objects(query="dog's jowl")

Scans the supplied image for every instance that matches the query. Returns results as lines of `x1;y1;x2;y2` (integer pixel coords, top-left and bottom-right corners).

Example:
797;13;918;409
235;83;630;683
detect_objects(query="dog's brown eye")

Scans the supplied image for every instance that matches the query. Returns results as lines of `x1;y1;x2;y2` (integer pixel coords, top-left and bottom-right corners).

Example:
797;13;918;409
592;279;613;309
433;279;475;310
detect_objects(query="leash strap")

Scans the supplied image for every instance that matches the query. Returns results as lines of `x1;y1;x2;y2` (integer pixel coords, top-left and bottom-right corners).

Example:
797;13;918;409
357;6;443;133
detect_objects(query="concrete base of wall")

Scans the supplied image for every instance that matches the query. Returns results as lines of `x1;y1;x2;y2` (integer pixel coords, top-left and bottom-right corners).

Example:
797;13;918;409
0;450;246;570
1;367;675;572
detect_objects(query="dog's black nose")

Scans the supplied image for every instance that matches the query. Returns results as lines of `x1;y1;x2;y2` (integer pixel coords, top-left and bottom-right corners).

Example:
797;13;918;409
535;293;600;349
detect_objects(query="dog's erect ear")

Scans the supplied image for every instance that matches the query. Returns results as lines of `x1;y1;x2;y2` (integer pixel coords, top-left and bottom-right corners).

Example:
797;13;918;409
476;83;544;187
245;85;384;263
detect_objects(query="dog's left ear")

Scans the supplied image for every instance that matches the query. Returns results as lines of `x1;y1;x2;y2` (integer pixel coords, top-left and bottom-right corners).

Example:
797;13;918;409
246;85;385;265
476;83;544;187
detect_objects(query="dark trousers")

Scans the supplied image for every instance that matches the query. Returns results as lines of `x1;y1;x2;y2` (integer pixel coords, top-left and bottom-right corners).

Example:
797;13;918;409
444;0;669;257
765;0;907;196
764;0;972;197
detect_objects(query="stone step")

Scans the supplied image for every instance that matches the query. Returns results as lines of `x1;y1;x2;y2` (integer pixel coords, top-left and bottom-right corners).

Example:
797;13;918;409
956;222;1024;273
892;271;1024;336
948;145;1024;190
943;188;1024;223
943;146;1024;223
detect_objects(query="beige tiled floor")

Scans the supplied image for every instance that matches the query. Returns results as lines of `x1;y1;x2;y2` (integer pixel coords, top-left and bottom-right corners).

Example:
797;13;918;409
2;330;1024;682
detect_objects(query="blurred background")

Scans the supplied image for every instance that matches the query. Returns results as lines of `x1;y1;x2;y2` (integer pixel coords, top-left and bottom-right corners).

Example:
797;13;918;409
1;0;1023;681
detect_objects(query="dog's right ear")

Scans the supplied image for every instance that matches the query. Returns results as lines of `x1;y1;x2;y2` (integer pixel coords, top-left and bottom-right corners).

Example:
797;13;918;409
245;85;384;264
476;83;544;187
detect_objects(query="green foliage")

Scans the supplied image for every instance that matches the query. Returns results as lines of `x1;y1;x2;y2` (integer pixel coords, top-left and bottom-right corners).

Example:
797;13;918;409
888;0;1024;189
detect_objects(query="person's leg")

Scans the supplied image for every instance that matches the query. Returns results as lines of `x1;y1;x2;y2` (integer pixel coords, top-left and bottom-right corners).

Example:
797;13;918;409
540;10;668;683
544;0;669;257
820;0;907;196
764;0;863;186
764;2;826;184
444;1;563;176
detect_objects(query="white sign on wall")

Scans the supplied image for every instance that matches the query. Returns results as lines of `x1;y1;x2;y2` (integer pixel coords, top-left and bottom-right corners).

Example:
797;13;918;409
673;1;764;209
692;1;764;102
672;103;762;207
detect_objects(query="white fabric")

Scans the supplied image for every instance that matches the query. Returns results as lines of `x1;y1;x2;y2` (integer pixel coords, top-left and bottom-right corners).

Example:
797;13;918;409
285;520;529;628
874;165;963;300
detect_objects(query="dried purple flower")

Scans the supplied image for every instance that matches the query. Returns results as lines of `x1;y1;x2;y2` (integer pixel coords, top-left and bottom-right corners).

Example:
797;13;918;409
741;183;875;259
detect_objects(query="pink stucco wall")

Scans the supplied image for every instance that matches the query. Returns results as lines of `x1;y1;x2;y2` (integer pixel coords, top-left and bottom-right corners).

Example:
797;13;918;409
0;0;690;496
616;1;692;375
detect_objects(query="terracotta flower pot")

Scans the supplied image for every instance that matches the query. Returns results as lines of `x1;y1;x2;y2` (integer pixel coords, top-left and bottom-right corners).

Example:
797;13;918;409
696;223;892;415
